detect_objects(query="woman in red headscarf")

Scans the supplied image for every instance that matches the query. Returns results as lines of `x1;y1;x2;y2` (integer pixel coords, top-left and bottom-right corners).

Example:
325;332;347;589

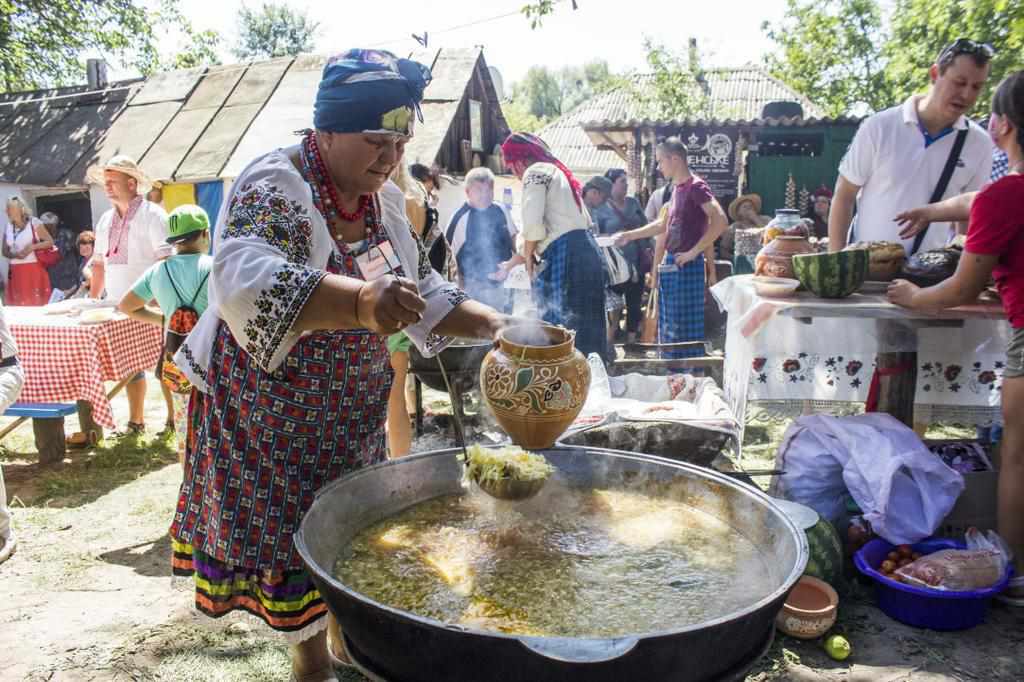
500;132;609;360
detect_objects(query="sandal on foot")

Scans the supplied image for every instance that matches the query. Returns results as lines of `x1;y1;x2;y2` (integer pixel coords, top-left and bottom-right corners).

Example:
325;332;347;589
123;422;146;435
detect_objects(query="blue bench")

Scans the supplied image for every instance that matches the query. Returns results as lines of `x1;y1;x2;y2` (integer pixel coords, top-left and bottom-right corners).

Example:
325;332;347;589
4;403;78;419
1;402;78;464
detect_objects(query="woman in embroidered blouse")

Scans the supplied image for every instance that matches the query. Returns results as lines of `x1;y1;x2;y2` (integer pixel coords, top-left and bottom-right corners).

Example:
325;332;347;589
170;50;514;682
500;132;609;361
3;197;53;306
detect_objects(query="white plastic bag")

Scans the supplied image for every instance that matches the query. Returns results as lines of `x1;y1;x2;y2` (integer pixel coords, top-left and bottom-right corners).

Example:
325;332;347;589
772;414;965;544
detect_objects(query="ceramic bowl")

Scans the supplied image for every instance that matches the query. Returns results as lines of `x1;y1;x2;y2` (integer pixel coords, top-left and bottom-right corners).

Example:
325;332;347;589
752;276;801;298
775;575;838;639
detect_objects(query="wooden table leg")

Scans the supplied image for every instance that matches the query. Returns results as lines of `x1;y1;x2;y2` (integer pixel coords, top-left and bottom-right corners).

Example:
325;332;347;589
33;417;67;466
76;400;103;444
875;351;918;428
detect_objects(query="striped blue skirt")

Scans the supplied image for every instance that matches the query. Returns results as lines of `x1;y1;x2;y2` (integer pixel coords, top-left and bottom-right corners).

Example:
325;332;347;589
657;253;705;358
532;229;609;361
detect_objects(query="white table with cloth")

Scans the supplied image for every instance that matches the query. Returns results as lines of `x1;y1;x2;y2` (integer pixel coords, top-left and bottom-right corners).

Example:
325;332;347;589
711;276;1010;441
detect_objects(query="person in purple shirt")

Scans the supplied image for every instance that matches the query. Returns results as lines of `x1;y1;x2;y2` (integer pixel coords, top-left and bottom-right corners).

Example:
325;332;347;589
615;137;728;357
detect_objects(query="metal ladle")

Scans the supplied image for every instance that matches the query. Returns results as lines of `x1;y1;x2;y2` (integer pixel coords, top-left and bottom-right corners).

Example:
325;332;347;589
372;244;547;502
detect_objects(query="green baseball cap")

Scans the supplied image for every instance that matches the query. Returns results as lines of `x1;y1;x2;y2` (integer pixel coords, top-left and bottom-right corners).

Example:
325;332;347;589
167;204;210;243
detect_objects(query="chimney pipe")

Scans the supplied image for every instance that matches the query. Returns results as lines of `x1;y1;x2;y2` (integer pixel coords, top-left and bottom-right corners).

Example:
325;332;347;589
87;59;108;90
688;38;699;72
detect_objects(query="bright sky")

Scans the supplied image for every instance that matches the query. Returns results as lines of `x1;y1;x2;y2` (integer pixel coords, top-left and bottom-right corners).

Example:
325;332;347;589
142;0;789;88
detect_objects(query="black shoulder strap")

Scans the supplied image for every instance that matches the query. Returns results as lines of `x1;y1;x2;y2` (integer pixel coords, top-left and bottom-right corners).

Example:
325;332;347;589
189;271;210;307
163;262;208;309
163;262;185;306
912;128;969;255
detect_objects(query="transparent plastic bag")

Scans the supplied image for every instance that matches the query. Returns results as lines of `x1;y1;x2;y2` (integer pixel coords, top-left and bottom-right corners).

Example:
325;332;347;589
894;529;1010;591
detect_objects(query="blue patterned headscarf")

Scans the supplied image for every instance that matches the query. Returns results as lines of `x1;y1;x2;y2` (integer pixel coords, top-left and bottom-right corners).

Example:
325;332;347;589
314;49;432;136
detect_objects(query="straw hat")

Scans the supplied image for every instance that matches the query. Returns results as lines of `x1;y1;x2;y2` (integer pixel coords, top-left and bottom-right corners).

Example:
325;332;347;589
728;193;762;222
86;154;153;194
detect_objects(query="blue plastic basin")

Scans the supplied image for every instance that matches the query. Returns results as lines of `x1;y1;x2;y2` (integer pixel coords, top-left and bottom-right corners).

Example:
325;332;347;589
853;538;1012;631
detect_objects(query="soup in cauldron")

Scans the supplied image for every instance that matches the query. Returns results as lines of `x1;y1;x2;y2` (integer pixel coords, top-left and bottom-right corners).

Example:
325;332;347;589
333;484;776;638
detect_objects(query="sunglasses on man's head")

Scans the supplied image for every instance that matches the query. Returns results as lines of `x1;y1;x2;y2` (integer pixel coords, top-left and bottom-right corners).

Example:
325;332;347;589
940;38;995;62
79;240;94;245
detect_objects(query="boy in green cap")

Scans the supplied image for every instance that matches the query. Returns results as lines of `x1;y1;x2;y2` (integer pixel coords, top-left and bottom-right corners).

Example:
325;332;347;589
118;204;213;462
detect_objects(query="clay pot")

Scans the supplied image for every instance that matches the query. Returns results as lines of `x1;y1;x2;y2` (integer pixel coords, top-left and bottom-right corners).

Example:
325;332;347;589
775;575;839;640
480;324;591;449
755;235;816;280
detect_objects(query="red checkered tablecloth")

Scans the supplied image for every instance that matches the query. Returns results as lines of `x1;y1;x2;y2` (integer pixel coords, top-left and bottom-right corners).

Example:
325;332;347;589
7;306;163;429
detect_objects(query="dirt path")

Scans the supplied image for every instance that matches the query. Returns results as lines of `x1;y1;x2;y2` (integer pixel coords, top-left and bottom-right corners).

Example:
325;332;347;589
1;389;1023;680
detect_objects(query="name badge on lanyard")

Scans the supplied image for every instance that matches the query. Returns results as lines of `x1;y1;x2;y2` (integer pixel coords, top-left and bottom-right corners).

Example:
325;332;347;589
354;239;401;281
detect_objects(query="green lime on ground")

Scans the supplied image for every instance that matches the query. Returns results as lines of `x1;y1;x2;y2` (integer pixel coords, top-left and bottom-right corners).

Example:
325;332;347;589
824;634;851;661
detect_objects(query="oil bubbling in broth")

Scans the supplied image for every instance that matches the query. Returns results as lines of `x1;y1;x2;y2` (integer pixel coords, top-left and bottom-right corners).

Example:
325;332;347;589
333;481;776;638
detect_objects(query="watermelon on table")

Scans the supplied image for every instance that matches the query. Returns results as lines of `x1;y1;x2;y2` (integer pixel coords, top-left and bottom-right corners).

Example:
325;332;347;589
792;249;869;298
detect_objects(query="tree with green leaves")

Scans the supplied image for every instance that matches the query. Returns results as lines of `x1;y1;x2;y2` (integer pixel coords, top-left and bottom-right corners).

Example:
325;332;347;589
630;39;711;120
0;1;221;93
143;0;221;72
510;61;616;124
764;0;1024;117
233;2;319;60
0;1;153;92
886;0;1024;111
762;0;890;117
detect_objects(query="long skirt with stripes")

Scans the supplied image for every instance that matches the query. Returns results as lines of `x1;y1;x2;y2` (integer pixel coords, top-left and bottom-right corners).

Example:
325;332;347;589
657;253;705;358
532;229;609;361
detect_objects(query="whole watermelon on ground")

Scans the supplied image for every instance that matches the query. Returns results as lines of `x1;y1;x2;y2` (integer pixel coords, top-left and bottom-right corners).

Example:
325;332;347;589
792;250;869;298
804;518;845;588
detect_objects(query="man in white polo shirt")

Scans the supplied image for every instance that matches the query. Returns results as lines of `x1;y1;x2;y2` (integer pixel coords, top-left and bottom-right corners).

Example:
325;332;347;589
829;40;994;254
88;155;172;434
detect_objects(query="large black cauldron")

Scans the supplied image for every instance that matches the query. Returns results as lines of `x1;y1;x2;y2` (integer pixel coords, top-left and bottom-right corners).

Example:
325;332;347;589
296;446;807;682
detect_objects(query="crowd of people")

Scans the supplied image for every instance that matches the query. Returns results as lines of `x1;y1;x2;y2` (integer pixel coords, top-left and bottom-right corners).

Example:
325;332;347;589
0;35;1022;677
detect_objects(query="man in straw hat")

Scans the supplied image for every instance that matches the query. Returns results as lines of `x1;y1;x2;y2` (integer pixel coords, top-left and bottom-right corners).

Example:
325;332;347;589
719;192;770;263
87;154;172;434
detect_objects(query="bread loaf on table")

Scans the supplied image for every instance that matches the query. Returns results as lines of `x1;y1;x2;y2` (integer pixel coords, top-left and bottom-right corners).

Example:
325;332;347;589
845;241;906;281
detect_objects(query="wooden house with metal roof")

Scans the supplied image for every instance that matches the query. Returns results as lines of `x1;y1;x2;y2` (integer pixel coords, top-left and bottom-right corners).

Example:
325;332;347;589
0;47;509;236
536;66;861;213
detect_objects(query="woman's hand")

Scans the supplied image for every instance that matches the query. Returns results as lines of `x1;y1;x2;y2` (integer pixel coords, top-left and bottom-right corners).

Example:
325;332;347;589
887;279;920;308
613;232;631;248
674;249;698;267
895;206;935;239
356;276;426;335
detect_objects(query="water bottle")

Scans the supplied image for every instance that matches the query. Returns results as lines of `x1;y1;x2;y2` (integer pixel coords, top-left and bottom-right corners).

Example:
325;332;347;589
502;187;513;210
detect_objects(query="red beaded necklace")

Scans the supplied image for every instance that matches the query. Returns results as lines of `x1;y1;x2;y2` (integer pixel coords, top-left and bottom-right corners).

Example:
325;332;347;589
304;132;370;225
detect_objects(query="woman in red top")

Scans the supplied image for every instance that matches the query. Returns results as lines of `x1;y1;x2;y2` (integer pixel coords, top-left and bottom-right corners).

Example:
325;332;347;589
889;71;1024;601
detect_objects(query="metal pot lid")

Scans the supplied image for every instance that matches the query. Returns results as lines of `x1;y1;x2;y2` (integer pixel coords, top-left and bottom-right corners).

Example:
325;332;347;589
771;498;819;531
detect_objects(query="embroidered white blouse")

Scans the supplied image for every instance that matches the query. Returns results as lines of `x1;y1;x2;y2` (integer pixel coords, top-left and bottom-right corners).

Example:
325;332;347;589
519;162;592;255
176;148;466;394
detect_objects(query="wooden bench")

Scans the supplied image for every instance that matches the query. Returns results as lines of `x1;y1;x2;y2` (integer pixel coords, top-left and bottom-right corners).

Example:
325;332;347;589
1;402;77;465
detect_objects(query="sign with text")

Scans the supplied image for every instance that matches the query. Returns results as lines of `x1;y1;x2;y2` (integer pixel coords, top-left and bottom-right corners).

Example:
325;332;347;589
677;129;739;199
